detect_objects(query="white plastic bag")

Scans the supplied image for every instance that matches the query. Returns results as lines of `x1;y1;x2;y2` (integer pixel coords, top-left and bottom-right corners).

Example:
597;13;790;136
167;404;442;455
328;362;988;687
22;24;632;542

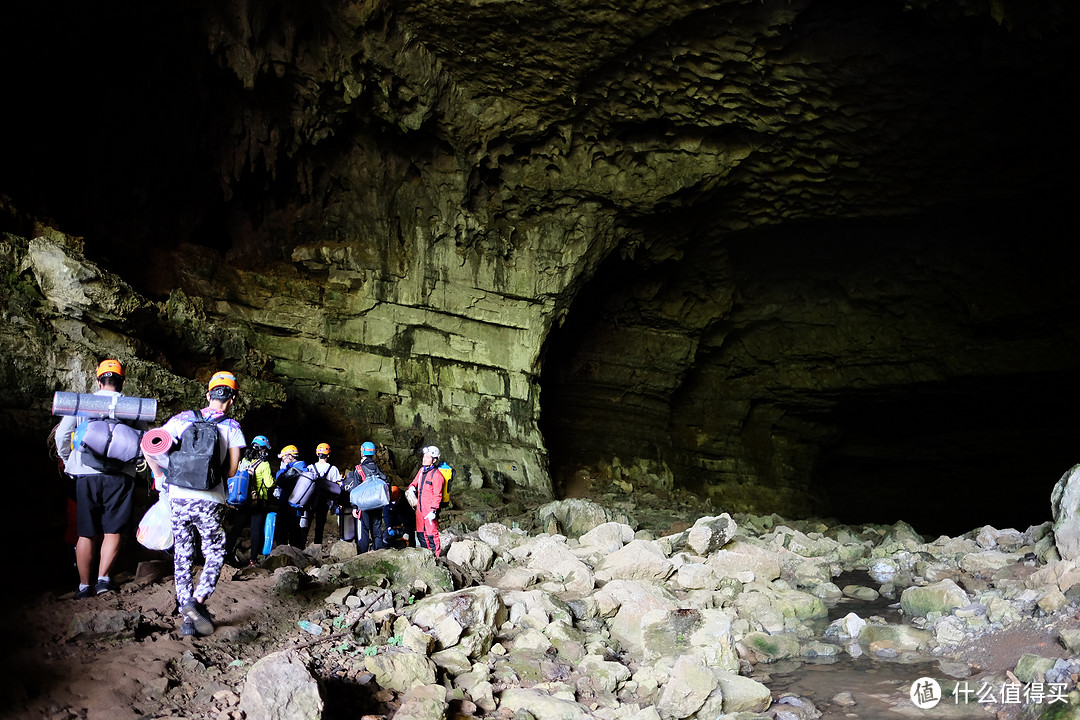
137;494;173;550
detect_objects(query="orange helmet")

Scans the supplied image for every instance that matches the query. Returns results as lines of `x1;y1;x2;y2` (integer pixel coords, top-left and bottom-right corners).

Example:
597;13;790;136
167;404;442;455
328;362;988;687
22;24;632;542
316;442;331;456
96;359;124;378
278;444;299;459
208;371;237;392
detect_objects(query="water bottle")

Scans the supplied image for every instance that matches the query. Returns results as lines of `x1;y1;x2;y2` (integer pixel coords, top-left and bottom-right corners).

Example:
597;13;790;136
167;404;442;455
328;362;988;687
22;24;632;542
298;620;323;635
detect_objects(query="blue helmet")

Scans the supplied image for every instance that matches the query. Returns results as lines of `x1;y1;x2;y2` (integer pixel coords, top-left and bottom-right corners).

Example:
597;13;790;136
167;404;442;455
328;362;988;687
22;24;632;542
252;435;271;449
361;441;376;456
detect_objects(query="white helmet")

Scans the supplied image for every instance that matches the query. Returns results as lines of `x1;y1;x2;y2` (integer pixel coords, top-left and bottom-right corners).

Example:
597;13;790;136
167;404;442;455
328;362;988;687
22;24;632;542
422;445;440;459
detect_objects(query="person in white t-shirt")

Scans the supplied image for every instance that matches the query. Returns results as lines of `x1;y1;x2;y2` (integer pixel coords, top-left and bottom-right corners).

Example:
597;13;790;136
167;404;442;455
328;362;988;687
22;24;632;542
147;371;245;637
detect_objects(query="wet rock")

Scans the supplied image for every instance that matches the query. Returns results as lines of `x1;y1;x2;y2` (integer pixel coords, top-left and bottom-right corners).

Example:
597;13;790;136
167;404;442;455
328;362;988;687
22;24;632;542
712;671;772;714
858;623;933;652
899;578;970;617
737;631;800;662
841;585;878;601
238;651;323;720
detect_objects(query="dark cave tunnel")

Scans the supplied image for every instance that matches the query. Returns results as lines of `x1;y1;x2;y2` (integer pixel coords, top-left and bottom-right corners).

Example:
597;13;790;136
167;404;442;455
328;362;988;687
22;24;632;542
539;196;1080;539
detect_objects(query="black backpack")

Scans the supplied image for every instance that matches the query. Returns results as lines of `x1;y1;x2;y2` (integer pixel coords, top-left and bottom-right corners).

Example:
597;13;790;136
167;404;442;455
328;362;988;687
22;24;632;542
168;410;228;491
341;466;363;494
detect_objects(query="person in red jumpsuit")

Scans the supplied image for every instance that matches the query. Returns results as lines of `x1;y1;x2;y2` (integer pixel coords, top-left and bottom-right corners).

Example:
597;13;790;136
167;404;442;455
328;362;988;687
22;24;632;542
407;445;452;555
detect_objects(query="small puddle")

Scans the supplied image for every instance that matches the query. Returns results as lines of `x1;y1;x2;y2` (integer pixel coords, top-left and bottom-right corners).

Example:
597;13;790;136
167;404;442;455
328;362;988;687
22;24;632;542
755;571;990;718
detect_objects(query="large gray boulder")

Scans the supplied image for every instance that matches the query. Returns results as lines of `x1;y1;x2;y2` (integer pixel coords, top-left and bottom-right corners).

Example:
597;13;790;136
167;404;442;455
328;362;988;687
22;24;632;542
1051;464;1080;561
238;651;324;720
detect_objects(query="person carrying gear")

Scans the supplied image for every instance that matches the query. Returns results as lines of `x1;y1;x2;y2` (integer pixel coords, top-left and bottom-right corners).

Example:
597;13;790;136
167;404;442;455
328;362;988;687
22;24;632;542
383;484;416;549
55;359;148;598
304;442;341;546
224;435;274;566
146;370;245;637
407;445;452;555
350;441;391;553
273;444;307;549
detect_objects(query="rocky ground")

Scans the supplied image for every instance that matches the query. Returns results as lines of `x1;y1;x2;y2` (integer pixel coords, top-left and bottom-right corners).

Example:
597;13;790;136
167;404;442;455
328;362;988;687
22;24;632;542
4;480;1080;720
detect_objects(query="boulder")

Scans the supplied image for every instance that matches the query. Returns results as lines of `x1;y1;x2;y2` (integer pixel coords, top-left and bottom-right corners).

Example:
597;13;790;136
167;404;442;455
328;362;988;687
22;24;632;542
593;580;679;653
498;688;591;720
656;655;717;720
238;651;323;720
595;539;674;582
715;671;772;714
410;586;506;652
364;649;438;692
535;498;614;538
526;536;595;594
686;514;738;555
641;608;738;672
705;541;781;582
446;539;495;572
394;683;448;720
343;547;453;594
900;579;970;618
1051;464;1080;561
859;623;934;652
476;522;529;554
578;522;636;553
737;631;800;662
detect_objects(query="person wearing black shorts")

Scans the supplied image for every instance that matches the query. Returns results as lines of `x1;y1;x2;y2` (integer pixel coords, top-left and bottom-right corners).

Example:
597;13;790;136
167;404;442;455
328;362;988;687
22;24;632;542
55;360;143;598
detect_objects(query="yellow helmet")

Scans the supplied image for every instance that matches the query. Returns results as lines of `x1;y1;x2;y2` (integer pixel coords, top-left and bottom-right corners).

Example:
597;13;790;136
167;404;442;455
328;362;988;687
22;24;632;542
316;442;331;456
278;444;299;459
96;359;124;378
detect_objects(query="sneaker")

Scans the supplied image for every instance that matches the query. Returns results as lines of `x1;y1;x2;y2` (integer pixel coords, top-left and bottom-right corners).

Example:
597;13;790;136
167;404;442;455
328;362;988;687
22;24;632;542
75;586;93;599
95;579;115;595
180;599;215;637
180;619;195;637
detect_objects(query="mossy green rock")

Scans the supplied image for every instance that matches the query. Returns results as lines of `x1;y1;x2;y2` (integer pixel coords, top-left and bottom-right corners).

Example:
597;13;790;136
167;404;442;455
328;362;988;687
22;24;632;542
342;547;453;594
900;579;969;618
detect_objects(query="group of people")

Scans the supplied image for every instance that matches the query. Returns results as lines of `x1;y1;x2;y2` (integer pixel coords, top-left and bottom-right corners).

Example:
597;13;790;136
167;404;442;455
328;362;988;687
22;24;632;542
55;360;453;638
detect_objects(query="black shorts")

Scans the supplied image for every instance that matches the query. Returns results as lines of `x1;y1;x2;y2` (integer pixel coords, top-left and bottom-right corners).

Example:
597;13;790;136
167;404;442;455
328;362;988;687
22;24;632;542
75;473;135;537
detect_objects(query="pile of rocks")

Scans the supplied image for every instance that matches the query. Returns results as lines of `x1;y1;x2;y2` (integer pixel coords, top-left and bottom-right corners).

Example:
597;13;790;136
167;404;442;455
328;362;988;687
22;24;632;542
235;487;1080;720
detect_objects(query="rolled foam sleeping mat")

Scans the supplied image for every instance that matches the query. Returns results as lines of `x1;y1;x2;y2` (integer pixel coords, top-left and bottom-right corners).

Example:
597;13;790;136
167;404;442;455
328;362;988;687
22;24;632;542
141;427;174;457
52;391;157;421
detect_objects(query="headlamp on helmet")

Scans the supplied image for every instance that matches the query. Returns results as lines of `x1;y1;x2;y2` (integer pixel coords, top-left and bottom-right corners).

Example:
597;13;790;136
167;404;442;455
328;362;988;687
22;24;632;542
96;359;124;379
207;371;238;400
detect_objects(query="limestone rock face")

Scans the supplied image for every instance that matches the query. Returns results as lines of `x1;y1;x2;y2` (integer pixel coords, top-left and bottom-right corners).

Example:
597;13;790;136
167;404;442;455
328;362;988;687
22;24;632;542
2;0;1079;544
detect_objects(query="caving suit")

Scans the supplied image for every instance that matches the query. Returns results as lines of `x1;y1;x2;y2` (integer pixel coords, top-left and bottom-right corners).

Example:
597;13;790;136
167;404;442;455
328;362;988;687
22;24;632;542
408;461;452;555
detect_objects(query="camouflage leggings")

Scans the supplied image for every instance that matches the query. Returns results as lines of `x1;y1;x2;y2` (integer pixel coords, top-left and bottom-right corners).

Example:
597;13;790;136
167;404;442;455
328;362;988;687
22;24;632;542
171;498;227;607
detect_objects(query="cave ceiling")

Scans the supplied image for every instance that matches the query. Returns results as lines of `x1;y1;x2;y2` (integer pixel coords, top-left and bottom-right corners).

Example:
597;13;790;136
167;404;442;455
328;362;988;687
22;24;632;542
1;0;1078;533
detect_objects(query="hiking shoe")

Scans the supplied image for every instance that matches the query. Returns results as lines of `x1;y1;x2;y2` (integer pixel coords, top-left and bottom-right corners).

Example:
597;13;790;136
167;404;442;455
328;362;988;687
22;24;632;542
180;599;215;637
95;579;115;595
75;586;94;599
180;618;196;637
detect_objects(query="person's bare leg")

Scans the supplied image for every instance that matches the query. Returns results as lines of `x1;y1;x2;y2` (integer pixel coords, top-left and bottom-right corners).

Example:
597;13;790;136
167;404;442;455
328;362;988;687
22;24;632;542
76;536;94;586
98;533;121;579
